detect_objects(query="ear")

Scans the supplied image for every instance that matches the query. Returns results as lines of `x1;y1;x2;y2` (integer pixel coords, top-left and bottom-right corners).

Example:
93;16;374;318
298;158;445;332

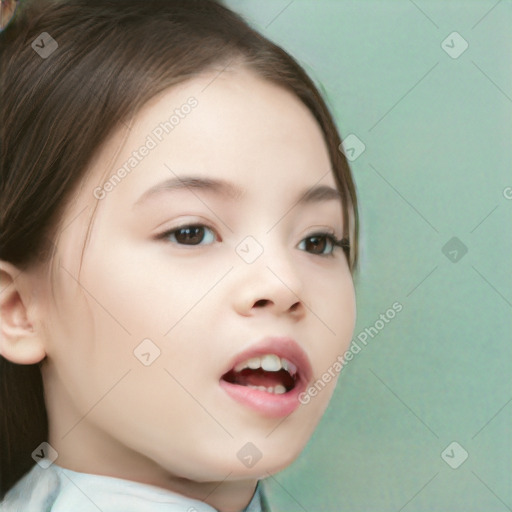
0;261;46;365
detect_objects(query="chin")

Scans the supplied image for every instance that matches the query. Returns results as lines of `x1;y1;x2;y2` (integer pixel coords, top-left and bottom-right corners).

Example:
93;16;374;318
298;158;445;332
239;443;306;479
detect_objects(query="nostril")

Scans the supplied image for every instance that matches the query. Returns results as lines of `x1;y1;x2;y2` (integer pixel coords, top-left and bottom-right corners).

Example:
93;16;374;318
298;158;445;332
254;299;270;307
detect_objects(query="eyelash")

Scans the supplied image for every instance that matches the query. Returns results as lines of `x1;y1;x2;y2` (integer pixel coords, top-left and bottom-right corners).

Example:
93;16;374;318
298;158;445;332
156;223;350;257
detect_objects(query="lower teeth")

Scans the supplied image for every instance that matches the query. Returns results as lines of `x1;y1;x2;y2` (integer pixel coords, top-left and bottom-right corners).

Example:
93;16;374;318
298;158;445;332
247;384;287;394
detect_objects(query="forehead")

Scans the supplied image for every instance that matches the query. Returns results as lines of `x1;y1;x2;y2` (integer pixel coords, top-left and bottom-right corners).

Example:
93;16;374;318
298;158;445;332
84;66;336;207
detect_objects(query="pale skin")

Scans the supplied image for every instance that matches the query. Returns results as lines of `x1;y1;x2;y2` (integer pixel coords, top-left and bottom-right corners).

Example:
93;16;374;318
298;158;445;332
0;65;356;512
0;0;16;29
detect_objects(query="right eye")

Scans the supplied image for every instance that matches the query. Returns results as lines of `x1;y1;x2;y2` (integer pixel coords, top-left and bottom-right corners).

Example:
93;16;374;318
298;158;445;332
158;224;217;246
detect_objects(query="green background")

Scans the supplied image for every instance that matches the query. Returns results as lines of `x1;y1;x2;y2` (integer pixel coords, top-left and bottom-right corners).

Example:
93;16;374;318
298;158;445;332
225;1;512;510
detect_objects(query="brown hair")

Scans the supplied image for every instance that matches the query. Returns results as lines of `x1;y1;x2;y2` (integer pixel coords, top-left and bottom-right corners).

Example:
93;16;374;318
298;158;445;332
0;0;359;499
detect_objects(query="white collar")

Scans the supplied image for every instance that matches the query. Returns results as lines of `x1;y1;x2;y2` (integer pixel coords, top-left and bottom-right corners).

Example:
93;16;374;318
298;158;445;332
1;458;268;512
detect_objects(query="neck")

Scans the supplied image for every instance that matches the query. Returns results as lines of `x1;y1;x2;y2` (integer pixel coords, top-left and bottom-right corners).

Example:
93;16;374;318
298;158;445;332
167;477;259;512
48;432;258;512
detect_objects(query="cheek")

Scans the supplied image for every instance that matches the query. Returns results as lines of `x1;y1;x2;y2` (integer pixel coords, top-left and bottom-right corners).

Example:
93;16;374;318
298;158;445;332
304;269;355;408
42;261;96;365
314;269;356;349
44;257;215;444
79;235;232;338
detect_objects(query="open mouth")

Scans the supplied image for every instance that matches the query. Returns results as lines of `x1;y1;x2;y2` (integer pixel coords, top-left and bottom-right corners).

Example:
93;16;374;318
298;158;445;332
219;336;312;417
221;354;298;395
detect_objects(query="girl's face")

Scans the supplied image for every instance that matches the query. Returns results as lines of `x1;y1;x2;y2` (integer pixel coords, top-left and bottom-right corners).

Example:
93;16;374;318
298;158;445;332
37;66;356;492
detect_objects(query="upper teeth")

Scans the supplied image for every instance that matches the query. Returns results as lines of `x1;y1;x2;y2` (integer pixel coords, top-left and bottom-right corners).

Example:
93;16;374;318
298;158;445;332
234;354;297;376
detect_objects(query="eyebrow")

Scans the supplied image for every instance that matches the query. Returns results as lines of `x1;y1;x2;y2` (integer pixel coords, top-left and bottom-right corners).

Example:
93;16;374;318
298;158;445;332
133;175;342;208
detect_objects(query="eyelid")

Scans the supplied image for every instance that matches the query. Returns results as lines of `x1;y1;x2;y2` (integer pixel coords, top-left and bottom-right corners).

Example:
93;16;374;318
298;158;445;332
302;227;343;245
154;219;219;239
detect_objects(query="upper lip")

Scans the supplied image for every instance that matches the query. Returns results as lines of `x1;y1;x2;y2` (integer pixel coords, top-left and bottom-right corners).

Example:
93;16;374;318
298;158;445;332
221;336;313;385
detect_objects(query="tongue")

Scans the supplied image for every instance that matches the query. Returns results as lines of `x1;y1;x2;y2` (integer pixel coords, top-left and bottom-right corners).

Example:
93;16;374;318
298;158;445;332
226;368;294;389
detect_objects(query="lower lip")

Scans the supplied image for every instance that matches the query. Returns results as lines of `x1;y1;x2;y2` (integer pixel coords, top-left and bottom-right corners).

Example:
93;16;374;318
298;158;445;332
219;379;305;418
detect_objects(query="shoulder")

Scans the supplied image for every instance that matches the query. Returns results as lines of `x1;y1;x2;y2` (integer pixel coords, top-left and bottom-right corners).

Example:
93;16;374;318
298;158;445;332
1;462;60;511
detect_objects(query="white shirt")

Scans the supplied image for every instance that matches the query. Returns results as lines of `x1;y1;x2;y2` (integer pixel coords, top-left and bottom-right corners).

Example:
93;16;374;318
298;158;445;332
1;459;271;512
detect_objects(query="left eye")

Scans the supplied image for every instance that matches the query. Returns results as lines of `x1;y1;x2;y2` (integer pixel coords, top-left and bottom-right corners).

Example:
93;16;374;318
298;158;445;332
162;224;216;246
298;233;342;256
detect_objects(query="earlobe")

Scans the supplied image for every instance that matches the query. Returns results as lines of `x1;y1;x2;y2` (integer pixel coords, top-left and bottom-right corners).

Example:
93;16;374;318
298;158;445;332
0;262;47;365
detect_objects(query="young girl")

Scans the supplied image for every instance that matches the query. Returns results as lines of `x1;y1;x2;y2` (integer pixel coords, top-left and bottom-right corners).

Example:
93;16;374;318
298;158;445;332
0;1;359;510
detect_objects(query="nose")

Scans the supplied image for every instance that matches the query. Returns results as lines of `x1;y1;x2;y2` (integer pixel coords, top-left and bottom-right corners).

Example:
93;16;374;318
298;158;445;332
232;249;306;319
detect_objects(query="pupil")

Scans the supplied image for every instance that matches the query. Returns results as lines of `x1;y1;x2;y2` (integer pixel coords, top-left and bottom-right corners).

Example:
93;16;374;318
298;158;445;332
308;236;326;253
177;226;203;245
